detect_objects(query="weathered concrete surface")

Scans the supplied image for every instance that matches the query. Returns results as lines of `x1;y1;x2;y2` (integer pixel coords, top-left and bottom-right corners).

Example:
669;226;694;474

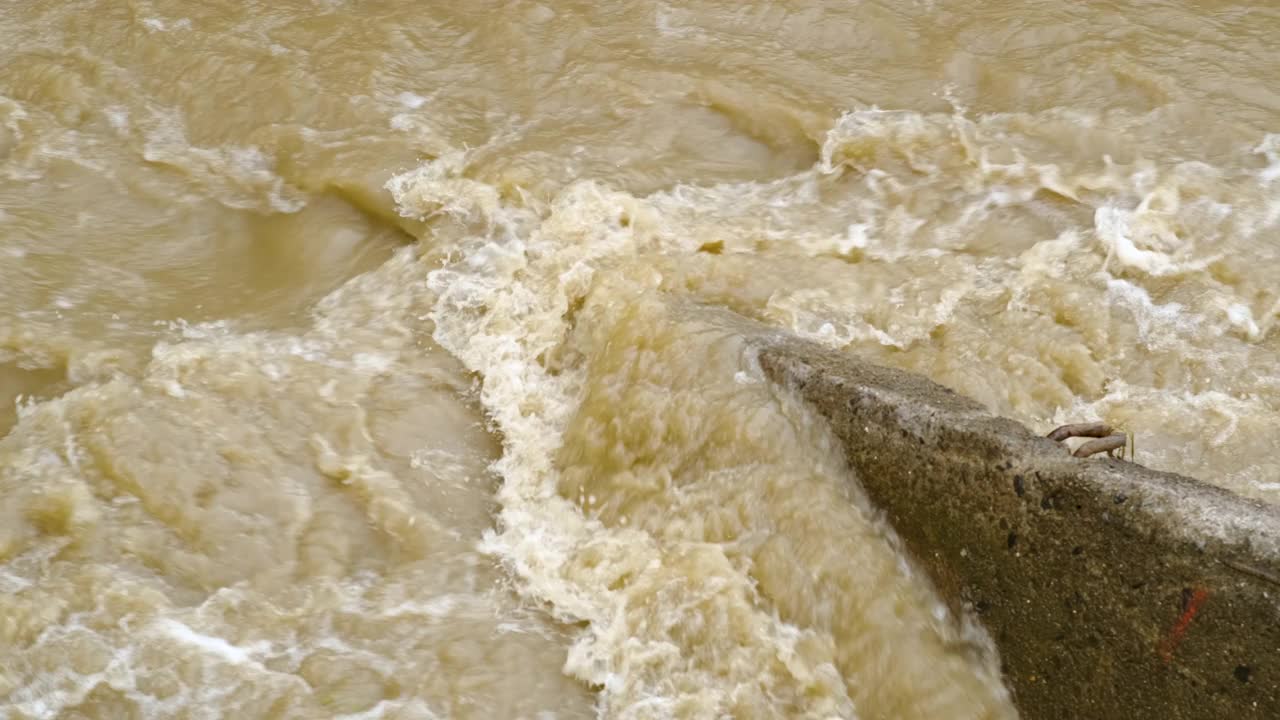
756;337;1280;720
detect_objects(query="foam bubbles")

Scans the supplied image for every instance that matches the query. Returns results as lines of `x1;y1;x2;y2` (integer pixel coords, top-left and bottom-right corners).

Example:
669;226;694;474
385;139;1019;717
152;619;267;667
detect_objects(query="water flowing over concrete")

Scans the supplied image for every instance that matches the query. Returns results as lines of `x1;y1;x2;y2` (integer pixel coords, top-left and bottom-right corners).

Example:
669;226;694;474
5;1;1280;715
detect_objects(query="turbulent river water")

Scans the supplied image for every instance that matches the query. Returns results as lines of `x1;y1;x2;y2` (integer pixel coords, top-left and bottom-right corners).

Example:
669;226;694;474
2;1;1278;718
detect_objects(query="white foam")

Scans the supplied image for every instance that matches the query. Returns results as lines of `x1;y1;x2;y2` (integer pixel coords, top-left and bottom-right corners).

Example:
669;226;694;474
140;111;307;213
352;352;395;373
1225;303;1261;340
1104;277;1196;346
1256;134;1280;185
1096;205;1188;276
396;92;429;110
153;619;262;666
372;107;1280;714
387;141;1025;715
141;17;190;32
0;568;33;592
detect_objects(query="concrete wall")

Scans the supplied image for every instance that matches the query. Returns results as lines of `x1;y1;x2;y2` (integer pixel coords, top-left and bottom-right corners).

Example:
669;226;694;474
756;337;1280;719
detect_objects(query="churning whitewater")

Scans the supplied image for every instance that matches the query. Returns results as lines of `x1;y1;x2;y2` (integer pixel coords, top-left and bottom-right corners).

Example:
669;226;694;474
2;1;1279;718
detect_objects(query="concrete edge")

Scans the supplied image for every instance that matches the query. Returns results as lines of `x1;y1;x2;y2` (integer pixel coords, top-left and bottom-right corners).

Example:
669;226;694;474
748;332;1280;719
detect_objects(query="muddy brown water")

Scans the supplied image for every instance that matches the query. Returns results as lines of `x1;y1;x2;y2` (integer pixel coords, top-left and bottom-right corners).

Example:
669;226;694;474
2;2;1278;718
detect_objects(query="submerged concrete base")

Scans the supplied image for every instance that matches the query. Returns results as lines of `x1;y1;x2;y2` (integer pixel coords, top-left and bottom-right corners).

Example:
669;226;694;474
756;337;1280;719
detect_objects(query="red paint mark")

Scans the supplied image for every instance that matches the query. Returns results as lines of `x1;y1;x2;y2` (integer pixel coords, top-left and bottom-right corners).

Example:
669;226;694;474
1158;587;1209;663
